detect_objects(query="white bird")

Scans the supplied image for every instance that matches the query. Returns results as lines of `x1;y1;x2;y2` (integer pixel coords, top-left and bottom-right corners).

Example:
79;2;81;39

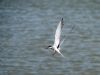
47;18;65;57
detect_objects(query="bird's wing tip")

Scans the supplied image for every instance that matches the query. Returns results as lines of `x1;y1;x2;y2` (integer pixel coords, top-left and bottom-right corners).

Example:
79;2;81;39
61;18;64;27
61;18;63;21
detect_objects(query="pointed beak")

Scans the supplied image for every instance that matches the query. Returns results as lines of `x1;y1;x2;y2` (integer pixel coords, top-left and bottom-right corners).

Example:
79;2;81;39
45;46;49;49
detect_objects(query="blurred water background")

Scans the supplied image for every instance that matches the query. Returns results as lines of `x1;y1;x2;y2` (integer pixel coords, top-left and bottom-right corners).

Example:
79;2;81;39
0;0;100;75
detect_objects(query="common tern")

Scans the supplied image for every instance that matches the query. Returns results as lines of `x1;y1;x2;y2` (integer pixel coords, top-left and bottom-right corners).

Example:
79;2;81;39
47;18;65;57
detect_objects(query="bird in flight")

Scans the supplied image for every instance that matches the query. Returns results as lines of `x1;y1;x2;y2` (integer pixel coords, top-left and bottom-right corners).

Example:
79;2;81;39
46;18;65;57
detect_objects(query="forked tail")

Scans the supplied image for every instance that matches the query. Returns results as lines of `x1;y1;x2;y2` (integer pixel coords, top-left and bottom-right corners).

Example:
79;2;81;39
59;52;65;57
57;50;65;57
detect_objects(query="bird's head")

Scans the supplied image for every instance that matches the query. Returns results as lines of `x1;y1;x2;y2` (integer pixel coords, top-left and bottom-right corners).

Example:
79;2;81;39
46;45;53;49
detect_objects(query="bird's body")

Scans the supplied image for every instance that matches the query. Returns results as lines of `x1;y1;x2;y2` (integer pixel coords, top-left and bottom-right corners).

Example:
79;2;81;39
47;18;64;57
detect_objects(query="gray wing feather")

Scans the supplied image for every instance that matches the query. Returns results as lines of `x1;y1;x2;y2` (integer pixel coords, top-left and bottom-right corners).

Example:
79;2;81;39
53;18;64;47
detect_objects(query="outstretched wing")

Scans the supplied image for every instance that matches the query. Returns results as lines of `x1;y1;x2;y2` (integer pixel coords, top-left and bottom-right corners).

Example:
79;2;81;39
53;18;64;47
57;38;65;49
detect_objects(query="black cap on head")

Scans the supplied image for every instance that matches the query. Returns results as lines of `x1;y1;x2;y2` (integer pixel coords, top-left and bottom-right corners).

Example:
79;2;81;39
45;45;52;49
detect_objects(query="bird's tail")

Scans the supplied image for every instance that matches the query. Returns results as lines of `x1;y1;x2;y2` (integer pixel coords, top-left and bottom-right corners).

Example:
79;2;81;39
57;50;65;57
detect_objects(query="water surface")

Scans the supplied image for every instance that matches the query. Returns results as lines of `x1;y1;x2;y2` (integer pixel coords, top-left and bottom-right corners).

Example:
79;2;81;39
0;0;100;75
